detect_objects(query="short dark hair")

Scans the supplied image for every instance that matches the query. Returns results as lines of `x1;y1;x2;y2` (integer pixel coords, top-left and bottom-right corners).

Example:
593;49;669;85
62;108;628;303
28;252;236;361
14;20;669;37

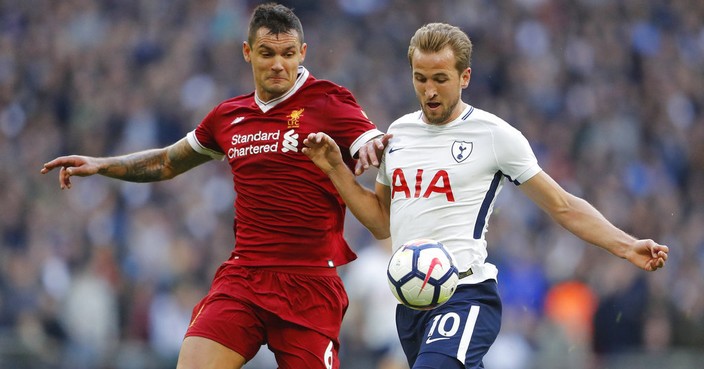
247;3;304;46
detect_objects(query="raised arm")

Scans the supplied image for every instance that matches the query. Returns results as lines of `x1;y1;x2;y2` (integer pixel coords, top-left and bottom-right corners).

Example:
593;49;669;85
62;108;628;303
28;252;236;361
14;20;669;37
303;132;391;239
519;171;668;271
41;138;212;189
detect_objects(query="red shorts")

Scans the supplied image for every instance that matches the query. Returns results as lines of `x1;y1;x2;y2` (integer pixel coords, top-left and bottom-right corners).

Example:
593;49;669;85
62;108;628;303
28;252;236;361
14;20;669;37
185;263;349;369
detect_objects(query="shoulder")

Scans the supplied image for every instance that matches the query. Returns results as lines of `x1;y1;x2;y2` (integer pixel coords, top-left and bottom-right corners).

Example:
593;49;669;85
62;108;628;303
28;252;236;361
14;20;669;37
388;111;423;131
469;107;526;138
211;92;256;115
302;75;355;97
298;77;366;117
470;107;511;129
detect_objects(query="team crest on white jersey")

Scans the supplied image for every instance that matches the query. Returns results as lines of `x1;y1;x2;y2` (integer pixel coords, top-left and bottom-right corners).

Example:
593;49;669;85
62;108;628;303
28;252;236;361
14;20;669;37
452;141;473;163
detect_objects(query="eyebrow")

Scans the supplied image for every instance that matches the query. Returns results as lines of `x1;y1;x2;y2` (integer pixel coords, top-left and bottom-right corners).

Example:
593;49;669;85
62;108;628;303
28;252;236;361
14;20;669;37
256;44;298;53
414;71;450;78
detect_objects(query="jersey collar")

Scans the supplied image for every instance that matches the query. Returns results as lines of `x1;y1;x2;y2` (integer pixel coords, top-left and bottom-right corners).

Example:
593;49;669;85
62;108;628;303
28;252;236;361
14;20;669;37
255;66;310;113
418;104;475;125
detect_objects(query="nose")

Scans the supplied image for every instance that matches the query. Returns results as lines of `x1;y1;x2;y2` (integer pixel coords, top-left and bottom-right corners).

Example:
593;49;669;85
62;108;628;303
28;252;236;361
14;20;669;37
424;85;437;99
271;56;284;71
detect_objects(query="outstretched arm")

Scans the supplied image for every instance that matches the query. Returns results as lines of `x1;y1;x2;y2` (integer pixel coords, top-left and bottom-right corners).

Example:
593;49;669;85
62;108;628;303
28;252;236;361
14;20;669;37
41;138;212;189
303;132;391;239
519;171;668;271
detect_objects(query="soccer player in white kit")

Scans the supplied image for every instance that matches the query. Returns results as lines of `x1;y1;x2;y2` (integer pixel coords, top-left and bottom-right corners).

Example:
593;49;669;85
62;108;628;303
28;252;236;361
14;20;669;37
303;23;668;369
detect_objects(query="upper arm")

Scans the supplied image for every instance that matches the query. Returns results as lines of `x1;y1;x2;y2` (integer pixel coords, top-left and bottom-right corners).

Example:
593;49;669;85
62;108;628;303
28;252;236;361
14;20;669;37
166;138;213;176
322;85;382;157
369;181;391;239
517;171;573;216
375;181;391;213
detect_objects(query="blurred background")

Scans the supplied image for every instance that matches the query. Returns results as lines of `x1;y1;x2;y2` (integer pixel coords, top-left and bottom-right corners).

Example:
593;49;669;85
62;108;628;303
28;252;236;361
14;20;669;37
1;0;703;368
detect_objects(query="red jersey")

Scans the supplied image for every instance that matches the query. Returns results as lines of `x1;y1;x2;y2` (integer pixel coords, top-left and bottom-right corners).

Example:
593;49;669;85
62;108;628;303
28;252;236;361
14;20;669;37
187;67;382;268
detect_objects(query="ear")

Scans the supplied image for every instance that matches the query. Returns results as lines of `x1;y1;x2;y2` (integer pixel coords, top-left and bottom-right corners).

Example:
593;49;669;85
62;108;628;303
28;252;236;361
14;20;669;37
461;67;471;89
299;43;307;63
243;41;252;63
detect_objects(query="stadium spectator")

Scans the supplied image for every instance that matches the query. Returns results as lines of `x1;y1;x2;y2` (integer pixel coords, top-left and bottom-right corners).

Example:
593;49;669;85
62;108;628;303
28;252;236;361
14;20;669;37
1;1;702;368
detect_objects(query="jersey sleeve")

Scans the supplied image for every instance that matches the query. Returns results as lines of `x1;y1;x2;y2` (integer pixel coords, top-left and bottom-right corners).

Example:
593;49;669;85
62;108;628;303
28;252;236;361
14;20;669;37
493;124;541;185
350;130;384;158
376;152;390;186
186;104;226;161
186;131;225;160
323;86;383;158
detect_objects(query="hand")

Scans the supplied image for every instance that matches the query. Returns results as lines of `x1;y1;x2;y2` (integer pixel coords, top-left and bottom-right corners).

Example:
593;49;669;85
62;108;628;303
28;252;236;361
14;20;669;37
41;155;100;189
354;133;392;176
625;239;669;272
302;132;344;174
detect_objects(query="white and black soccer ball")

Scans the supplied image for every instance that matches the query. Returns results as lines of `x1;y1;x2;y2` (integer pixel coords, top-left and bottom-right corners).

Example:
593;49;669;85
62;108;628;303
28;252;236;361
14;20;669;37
387;239;459;310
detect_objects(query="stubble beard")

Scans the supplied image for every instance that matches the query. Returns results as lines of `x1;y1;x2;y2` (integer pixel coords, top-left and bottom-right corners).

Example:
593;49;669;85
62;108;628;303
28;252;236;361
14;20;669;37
423;99;459;125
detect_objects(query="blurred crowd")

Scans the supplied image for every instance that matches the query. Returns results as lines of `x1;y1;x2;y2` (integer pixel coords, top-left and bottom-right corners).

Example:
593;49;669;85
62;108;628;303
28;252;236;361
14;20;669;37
1;0;703;368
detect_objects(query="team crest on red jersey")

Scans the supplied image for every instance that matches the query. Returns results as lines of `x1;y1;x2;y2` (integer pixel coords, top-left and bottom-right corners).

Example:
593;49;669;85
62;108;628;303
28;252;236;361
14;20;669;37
452;141;473;163
287;108;304;128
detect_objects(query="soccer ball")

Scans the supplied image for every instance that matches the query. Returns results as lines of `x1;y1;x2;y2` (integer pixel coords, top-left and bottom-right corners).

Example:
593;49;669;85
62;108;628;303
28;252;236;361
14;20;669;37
387;239;459;310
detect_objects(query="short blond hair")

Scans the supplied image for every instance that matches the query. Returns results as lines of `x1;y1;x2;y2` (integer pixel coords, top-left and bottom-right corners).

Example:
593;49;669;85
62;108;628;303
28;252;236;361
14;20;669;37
408;23;473;74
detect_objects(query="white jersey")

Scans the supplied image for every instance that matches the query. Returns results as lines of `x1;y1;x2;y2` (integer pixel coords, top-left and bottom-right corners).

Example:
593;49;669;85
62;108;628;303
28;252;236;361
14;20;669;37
377;105;541;284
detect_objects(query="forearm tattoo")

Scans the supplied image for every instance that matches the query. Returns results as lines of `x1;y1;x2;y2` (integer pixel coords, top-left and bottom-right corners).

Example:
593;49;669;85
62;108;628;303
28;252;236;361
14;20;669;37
99;149;170;182
97;140;206;182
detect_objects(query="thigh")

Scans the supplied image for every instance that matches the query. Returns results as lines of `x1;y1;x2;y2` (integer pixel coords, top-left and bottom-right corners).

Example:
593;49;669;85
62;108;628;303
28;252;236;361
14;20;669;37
184;265;348;368
268;322;340;369
413;351;463;369
185;280;267;361
176;336;246;369
398;280;502;369
265;271;348;369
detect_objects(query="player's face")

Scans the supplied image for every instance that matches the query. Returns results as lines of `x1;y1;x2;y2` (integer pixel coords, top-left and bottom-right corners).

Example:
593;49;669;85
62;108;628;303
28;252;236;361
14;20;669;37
243;27;307;102
411;47;470;125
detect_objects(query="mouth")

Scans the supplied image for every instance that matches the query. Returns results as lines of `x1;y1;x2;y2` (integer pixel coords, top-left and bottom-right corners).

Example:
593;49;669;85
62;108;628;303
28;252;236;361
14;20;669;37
426;102;442;110
268;75;288;83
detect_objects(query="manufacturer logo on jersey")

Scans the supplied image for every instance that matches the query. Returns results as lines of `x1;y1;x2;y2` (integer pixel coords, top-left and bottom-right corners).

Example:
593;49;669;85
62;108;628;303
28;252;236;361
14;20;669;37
231;116;245;125
389;147;404;154
287;108;304;128
425;336;451;344
451;141;473;163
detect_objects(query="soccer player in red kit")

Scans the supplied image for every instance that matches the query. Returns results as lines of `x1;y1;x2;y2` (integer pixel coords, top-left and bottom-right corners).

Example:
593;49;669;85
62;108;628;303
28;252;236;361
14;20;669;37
41;4;384;369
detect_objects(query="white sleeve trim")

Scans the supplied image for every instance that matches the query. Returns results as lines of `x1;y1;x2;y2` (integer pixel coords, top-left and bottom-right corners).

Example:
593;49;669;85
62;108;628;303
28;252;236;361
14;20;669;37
186;130;226;161
514;164;542;185
349;129;384;158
